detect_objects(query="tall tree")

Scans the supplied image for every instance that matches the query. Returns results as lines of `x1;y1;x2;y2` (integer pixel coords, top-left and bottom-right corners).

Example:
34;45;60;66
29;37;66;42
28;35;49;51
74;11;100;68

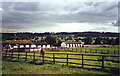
114;37;119;45
94;37;102;44
83;37;93;44
45;35;60;46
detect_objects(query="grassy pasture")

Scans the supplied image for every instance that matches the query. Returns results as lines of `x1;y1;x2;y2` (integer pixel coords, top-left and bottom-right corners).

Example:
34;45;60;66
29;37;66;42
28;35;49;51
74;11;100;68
3;60;112;75
51;45;119;55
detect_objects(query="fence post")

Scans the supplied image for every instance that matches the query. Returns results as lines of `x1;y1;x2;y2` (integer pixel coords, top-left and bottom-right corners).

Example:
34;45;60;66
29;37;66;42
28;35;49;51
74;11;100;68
102;56;104;69
33;52;35;62
90;49;91;53
5;50;8;57
53;53;55;64
118;50;119;55
114;50;115;54
25;52;27;61
66;54;68;65
11;51;13;59
82;54;84;68
42;54;44;63
107;50;109;54
96;49;97;53
101;50;103;54
18;52;20;60
80;49;82;52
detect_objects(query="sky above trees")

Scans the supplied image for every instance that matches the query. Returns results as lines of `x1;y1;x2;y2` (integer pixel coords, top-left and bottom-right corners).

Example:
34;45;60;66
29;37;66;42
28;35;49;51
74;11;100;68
1;1;119;33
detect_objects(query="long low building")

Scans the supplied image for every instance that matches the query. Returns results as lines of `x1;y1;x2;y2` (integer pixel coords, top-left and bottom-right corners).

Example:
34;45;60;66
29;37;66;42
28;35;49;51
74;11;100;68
0;40;50;52
61;41;82;47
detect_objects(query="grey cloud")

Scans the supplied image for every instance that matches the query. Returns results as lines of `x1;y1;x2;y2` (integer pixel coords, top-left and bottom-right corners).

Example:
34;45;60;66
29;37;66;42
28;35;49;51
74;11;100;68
112;21;119;26
2;2;119;32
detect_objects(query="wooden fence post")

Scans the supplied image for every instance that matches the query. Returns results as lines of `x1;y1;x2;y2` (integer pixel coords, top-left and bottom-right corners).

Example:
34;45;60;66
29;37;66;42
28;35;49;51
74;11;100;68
80;49;82;52
42;54;44;63
82;54;84;68
102;56;104;69
25;52;27;61
107;50;109;54
66;54;68;65
90;49;91;53
33;52;35;62
118;50;119;55
95;49;97;53
114;50;115;54
101;50;103;54
5;50;8;57
11;51;13;59
18;52;20;60
53;53;55;64
85;49;86;53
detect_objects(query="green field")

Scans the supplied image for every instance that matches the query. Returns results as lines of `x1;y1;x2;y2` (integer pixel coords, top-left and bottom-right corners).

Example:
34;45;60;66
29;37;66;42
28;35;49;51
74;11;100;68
50;46;119;55
2;46;120;75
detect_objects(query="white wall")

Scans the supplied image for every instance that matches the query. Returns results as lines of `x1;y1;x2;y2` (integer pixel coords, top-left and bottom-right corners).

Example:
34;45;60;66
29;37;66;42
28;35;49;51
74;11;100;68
25;45;30;48
42;45;46;48
13;46;18;48
61;42;66;47
73;44;75;47
38;45;41;48
31;45;36;48
66;44;69;47
20;45;24;48
47;45;50;48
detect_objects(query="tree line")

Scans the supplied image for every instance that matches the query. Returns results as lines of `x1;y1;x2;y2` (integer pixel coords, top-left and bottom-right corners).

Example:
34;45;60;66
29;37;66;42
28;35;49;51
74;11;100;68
1;32;119;46
33;36;119;46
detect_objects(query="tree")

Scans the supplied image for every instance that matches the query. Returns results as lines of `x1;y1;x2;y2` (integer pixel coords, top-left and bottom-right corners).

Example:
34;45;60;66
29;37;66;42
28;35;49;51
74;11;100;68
66;36;75;41
114;37;119;45
45;35;60;46
78;40;84;44
83;37;93;44
110;38;115;45
94;37;102;44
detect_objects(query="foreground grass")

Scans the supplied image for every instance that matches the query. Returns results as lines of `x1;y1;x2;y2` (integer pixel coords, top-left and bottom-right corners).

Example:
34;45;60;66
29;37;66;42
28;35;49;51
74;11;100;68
2;60;114;75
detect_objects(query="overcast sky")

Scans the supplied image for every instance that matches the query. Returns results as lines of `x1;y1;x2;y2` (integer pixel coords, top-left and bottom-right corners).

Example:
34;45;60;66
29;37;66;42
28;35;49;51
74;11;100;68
1;1;119;33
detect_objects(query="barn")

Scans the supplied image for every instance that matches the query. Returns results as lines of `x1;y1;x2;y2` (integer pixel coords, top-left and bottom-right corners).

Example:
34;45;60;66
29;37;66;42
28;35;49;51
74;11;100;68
0;40;50;52
61;41;82;47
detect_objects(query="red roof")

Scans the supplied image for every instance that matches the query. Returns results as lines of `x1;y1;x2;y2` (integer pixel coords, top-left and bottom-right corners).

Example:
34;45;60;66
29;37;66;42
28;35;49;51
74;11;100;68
61;41;81;44
61;41;74;42
0;40;32;44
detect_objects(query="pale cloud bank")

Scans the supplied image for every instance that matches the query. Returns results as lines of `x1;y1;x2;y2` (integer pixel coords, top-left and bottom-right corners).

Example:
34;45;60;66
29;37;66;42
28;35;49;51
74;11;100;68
1;2;119;33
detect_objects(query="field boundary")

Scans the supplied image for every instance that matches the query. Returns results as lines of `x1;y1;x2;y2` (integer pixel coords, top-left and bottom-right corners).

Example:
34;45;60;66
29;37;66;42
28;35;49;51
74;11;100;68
2;51;120;69
49;47;119;55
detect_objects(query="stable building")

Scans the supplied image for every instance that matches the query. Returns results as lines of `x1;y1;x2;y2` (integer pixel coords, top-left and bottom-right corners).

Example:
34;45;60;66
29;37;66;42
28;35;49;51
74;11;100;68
0;40;50;52
61;41;82;47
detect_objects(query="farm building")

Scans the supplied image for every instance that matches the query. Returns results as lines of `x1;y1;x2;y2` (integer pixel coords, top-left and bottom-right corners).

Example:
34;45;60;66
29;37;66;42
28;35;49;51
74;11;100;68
61;41;82;47
0;40;50;52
